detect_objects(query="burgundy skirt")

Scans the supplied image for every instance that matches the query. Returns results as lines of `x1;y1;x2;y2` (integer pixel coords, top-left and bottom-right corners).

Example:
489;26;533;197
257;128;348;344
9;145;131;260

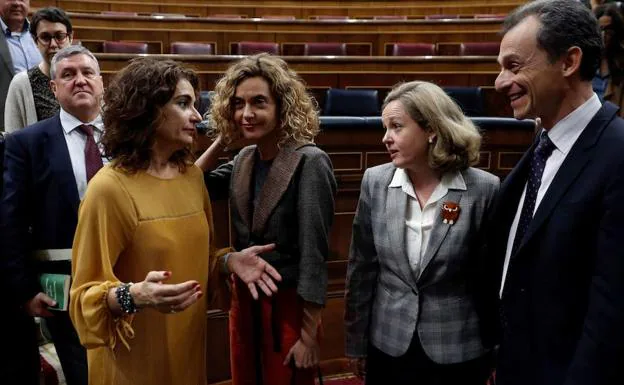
229;279;320;385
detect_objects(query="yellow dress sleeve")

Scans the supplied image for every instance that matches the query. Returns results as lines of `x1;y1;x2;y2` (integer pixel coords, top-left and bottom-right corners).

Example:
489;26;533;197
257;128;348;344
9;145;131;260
69;168;138;351
202;180;232;311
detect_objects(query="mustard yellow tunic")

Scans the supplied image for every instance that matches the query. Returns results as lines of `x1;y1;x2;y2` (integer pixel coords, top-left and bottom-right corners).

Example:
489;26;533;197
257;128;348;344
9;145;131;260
69;165;227;385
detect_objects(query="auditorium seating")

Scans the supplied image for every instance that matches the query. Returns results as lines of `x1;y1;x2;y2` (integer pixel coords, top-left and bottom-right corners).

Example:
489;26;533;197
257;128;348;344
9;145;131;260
232;41;280;55
323;89;380;117
389;43;436;56
102;41;149;54
170;42;214;55
460;42;500;56
474;13;506;19
303;42;347;56
443;86;484;117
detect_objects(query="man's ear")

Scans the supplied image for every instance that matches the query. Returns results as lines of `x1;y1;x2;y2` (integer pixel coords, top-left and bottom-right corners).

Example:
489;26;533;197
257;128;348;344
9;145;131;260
562;46;583;78
50;80;57;96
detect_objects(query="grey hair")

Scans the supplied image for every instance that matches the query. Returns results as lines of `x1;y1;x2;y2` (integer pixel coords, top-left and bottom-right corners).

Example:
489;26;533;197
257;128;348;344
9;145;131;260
50;45;100;80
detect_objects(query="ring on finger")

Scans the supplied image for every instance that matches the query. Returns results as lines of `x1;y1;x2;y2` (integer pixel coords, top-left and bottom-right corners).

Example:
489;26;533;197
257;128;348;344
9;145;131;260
169;306;176;313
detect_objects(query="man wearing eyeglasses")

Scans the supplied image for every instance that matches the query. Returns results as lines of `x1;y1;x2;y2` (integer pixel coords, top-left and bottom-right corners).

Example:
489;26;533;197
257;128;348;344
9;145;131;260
0;0;41;132
4;7;73;132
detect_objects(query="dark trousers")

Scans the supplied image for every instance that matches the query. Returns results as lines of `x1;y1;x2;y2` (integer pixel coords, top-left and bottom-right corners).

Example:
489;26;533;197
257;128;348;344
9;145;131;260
2;311;40;385
366;336;492;385
45;312;88;385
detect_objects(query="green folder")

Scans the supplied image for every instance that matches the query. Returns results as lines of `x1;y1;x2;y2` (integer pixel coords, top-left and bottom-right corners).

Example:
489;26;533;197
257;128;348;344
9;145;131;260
39;273;71;311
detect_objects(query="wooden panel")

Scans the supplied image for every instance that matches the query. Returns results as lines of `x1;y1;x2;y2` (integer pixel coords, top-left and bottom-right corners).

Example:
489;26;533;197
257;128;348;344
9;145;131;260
32;1;523;18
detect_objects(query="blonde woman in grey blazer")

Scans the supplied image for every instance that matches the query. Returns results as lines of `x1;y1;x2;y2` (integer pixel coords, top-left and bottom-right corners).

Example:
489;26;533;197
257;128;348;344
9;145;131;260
345;81;500;385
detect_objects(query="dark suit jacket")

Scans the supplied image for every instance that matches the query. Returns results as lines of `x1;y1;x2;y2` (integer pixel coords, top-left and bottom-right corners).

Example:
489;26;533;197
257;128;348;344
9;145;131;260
0;31;15;132
490;102;624;385
0;114;80;309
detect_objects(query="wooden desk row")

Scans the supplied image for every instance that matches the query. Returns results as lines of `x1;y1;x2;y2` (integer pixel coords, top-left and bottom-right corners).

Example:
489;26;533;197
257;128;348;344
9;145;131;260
68;14;504;56
33;0;523;19
94;54;511;116
203;117;534;384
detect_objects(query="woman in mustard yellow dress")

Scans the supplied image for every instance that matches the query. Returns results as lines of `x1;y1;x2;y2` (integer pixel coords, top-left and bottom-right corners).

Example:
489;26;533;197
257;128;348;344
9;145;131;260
69;58;281;385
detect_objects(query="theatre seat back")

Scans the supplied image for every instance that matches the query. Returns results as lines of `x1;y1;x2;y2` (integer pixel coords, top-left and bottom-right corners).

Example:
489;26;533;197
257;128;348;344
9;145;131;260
459;42;500;56
102;41;148;54
171;42;213;55
390;43;436;56
443;87;484;117
323;89;380;116
303;42;347;56
234;41;280;55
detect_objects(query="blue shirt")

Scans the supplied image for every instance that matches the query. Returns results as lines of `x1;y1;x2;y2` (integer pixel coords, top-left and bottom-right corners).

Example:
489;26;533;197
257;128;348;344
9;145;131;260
0;17;42;74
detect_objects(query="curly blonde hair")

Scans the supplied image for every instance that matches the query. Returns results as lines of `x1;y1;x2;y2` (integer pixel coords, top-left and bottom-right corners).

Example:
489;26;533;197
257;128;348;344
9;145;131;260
383;81;482;173
210;53;319;146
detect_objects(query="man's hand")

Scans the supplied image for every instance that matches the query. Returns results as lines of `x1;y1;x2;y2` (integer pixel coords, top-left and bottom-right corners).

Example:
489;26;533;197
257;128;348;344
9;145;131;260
227;244;282;299
24;292;56;317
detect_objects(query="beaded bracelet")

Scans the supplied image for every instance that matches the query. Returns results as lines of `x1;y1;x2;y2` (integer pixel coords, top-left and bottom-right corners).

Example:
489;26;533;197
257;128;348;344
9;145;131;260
116;282;139;314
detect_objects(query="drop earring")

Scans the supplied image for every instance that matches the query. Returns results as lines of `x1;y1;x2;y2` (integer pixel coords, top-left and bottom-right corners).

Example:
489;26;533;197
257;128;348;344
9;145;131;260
428;136;434;144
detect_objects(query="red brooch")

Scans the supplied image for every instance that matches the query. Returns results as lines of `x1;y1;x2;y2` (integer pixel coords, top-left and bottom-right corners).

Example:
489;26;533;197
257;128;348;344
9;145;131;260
441;201;460;225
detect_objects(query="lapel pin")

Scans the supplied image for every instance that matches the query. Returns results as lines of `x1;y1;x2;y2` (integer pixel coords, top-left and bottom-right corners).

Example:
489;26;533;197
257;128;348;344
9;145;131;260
441;201;460;225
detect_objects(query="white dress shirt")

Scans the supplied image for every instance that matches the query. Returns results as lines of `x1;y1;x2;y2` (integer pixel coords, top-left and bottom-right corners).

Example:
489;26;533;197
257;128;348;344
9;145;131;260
389;168;467;278
59;108;106;199
500;94;603;296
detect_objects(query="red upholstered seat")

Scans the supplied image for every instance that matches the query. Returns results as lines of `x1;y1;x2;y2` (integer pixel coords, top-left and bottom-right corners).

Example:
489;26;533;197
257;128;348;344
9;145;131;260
170;42;213;55
102;41;148;54
234;41;280;55
303;42;347;56
390;43;436;56
459;42;500;56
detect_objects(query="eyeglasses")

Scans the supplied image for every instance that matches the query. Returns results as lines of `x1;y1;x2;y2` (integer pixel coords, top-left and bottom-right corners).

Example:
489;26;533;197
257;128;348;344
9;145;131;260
36;32;70;45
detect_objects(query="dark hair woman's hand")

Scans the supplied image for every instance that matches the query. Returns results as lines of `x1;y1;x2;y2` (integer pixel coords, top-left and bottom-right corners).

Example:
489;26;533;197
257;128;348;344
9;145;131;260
130;271;203;314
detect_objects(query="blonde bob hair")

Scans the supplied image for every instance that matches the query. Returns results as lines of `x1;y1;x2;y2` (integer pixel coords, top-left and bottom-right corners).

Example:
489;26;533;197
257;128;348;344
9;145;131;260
383;81;481;173
210;53;319;146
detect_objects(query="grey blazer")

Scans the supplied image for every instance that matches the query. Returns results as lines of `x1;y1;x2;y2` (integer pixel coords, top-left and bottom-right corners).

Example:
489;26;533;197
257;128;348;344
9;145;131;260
0;31;15;132
344;163;499;364
206;140;337;305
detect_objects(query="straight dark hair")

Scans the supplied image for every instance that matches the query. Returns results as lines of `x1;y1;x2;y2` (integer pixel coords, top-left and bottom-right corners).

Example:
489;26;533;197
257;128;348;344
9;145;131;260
502;0;603;81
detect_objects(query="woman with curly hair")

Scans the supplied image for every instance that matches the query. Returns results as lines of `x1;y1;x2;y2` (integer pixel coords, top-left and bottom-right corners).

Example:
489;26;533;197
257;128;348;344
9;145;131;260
69;57;281;385
196;53;337;385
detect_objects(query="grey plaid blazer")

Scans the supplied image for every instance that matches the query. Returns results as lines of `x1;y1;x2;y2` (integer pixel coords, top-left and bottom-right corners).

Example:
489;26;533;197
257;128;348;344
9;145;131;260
344;163;499;363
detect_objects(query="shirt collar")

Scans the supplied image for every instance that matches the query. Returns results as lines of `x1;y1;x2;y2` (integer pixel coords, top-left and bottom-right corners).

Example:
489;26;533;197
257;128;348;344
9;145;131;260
389;167;466;203
59;108;104;134
545;93;602;156
0;17;30;35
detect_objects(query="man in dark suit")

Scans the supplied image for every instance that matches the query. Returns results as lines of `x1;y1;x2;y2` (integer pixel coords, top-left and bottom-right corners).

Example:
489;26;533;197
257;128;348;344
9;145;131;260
489;1;624;384
0;45;103;385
